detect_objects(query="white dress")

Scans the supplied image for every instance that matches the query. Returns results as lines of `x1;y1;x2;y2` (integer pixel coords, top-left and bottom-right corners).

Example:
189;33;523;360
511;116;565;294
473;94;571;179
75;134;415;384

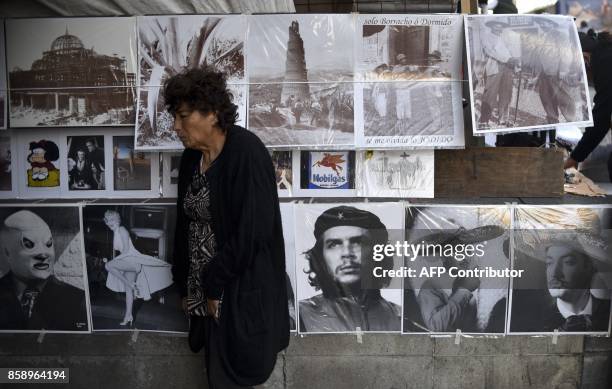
105;226;173;301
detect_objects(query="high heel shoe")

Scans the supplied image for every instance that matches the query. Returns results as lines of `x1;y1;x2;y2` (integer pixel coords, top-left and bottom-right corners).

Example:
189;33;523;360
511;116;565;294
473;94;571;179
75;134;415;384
119;315;134;327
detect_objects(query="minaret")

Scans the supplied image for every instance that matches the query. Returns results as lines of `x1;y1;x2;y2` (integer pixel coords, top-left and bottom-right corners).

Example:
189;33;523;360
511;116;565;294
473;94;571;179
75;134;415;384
281;21;310;106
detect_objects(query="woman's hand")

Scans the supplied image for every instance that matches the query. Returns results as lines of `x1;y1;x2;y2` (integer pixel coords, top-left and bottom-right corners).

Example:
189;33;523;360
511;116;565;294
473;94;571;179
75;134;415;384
207;298;220;322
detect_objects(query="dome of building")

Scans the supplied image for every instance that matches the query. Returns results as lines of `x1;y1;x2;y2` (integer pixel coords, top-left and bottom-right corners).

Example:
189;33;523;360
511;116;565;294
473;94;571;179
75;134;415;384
50;28;84;51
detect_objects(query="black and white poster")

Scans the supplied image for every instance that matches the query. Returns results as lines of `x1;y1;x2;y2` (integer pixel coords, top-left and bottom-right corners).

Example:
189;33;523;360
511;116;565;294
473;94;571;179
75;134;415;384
0;23;6;130
509;205;612;335
280;203;297;331
295;203;404;333
136;15;247;150
465;15;592;135
403;205;510;334
294;150;356;197
6;17;137;127
67;135;106;191
0;205;90;333
0;134;16;198
271;150;293;197
248;14;354;147
357;150;434;198
83;204;187;332
161;152;181;198
354;15;465;148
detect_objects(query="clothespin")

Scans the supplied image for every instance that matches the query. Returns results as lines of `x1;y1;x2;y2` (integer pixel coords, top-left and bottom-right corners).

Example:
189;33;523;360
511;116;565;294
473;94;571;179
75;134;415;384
308;197;314;204
37;329;46;343
131;329;139;343
551;329;559;345
355;326;363;344
454;329;462;345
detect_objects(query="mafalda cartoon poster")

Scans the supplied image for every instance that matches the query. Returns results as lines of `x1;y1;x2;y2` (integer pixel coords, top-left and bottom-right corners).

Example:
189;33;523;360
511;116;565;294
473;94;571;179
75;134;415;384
27;139;60;187
296;151;355;197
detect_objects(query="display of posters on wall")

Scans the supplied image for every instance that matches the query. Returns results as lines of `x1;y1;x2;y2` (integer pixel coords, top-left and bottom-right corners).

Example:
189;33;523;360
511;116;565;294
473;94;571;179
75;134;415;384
0;133;17;198
82;203;187;333
294;150;356;197
402;205;510;334
271;150;293;197
0;21;7;130
294;202;404;333
135;15;247;150
161;152;181;198
0;205;91;333
465;15;592;135
248;14;354;147
354;14;465;148
5;17;137;127
508;205;612;335
280;202;297;331
357;150;434;198
112;135;159;198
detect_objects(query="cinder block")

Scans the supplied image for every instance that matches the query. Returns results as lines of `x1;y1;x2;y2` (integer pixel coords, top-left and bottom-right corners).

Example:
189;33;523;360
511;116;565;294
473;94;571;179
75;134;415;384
583;337;612;352
286;333;433;356
0;333;135;357
433;336;512;356
133;355;206;389
285;355;433;389
131;332;193;356
581;353;612;389
509;335;584;356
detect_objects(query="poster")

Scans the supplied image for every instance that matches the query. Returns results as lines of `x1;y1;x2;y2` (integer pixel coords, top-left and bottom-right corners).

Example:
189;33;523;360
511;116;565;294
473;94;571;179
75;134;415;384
465;15;592;135
0;22;6;130
402;205;510;334
248;14;354;147
112;136;159;197
0;133;16;198
161;152;181;198
16;131;62;198
271;150;293;197
66;135;106;192
280;203;297;331
558;0;612;32
354;14;465;148
83;203;187;332
294;202;404;333
6;17;137;127
357;150;434;198
0;205;91;333
136;14;247;150
294;150;356;197
508;205;612;335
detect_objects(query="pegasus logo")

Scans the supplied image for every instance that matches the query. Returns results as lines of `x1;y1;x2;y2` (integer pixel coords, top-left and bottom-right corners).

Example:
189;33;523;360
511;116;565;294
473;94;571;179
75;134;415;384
312;153;345;176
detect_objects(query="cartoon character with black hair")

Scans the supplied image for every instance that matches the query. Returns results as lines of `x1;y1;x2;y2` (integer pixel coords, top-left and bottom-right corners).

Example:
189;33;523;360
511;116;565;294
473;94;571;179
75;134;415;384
27;140;60;187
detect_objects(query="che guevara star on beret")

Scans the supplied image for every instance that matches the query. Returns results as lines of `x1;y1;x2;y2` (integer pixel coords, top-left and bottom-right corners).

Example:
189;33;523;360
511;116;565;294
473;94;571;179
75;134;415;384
314;206;387;241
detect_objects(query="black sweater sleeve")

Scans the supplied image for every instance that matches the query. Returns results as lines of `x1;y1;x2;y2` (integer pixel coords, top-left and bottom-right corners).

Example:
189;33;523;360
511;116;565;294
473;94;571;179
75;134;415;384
202;136;279;300
171;149;199;298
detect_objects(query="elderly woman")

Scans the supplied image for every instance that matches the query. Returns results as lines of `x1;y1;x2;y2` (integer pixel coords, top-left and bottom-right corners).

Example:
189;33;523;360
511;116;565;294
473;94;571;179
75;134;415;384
103;210;173;327
165;67;289;388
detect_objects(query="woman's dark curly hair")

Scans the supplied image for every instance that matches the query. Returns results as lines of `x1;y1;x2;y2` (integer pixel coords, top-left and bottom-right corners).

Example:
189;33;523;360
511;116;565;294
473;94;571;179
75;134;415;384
162;66;238;132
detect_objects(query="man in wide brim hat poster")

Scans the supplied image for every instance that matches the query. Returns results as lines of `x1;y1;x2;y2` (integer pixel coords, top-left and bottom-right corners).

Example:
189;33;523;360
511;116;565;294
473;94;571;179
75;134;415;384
408;223;507;333
511;217;611;333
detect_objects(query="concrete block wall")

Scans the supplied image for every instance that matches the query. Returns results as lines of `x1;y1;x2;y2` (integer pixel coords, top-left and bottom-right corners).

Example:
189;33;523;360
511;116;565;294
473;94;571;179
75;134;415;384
1;333;610;389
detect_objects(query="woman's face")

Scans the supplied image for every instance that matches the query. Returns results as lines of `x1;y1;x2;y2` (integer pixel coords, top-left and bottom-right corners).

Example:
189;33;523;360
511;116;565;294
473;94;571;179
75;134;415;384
173;103;219;149
104;217;120;230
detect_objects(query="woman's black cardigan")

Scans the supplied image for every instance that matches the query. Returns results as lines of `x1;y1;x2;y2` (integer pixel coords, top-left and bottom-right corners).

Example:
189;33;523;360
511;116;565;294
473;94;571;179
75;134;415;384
172;125;290;386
